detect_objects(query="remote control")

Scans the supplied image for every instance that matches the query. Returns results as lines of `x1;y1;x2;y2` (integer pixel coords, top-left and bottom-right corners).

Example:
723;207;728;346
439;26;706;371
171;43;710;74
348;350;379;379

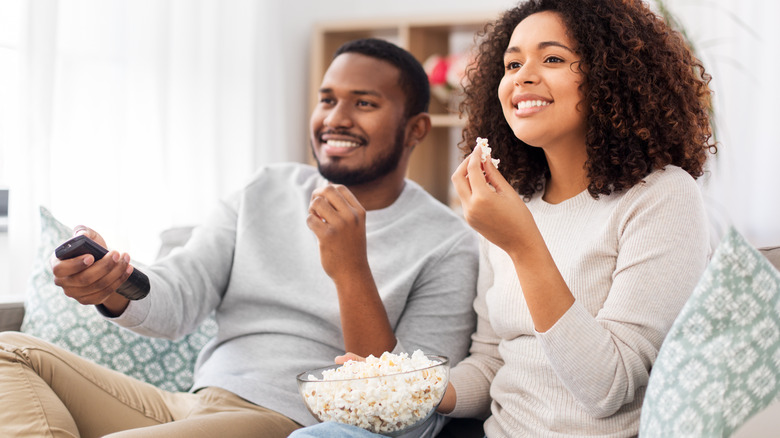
55;234;150;300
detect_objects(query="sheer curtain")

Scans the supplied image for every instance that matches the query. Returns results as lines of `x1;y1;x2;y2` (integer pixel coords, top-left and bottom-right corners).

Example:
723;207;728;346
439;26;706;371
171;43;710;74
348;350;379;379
4;0;287;296
666;0;780;248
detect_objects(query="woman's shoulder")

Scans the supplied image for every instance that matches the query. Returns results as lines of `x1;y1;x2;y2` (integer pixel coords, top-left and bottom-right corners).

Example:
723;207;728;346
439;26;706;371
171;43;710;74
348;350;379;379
625;165;700;199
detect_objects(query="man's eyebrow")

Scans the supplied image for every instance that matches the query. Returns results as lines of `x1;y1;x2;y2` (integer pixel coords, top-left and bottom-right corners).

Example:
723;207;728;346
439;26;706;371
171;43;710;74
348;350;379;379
318;87;382;98
504;41;576;56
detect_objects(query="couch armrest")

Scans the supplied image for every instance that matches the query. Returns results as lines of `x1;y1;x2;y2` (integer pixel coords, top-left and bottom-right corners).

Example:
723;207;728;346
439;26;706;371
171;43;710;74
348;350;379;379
0;295;25;332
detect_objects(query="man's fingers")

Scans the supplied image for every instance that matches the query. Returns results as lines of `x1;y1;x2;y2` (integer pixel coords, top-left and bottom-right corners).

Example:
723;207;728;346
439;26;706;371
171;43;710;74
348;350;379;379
331;185;363;212
308;195;337;225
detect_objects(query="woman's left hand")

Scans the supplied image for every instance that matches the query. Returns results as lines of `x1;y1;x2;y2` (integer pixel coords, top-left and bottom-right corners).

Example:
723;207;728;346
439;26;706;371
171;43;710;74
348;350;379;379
451;147;538;257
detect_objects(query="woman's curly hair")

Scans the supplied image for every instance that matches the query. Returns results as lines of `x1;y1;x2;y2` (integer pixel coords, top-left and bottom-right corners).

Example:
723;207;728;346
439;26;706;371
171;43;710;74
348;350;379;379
460;0;716;199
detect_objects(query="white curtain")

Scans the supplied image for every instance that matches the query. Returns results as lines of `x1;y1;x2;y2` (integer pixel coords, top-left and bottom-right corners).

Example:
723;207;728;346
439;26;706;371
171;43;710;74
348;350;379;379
3;0;287;296
665;0;780;248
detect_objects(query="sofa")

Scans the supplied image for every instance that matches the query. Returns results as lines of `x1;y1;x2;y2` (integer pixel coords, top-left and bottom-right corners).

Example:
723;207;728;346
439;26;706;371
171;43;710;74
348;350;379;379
1;206;779;437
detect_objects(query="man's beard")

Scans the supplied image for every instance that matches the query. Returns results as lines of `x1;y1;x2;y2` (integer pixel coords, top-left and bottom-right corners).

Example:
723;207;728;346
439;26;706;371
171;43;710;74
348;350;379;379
312;126;406;186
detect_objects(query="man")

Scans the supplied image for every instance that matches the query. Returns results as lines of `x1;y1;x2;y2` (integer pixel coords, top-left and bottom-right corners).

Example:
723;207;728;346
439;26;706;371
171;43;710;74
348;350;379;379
0;38;478;437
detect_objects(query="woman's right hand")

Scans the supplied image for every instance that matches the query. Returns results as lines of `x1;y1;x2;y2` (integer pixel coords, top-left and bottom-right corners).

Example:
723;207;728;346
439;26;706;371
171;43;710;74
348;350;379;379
451;147;541;259
51;226;132;314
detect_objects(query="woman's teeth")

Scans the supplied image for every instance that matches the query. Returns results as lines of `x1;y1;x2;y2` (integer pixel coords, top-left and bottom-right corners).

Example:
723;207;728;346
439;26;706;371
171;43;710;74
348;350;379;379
516;100;550;110
327;140;360;148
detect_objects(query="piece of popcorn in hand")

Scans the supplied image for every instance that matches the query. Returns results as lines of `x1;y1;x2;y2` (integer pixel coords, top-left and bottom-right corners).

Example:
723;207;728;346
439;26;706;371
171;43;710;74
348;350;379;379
476;137;500;169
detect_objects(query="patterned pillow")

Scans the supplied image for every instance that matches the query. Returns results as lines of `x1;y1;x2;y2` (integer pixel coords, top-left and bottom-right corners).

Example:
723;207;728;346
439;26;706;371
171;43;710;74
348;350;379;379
639;227;780;437
21;206;217;392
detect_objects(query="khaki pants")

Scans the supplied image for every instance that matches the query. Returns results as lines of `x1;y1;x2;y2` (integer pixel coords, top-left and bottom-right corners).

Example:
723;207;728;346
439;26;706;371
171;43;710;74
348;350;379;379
0;332;302;438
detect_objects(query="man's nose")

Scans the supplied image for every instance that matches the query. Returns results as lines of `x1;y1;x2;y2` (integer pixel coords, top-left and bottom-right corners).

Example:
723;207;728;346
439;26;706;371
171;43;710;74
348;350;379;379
323;102;354;128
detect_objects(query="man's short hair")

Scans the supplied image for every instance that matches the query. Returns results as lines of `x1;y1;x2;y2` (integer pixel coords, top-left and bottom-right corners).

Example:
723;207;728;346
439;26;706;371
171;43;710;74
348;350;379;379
334;38;430;118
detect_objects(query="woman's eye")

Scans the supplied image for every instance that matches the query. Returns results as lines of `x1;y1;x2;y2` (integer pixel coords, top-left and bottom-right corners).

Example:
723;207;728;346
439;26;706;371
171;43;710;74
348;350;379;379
545;56;564;63
505;61;523;70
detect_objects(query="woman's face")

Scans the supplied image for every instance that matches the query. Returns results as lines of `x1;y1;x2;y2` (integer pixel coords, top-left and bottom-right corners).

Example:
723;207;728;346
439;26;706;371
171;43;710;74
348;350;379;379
497;11;587;151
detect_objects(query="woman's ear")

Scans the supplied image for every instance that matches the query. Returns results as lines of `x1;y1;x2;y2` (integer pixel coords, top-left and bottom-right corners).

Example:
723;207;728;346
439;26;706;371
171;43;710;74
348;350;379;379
404;113;432;149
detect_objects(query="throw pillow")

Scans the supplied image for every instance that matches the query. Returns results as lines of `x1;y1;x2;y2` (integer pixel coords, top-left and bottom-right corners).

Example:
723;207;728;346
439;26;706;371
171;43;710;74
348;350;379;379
639;226;780;437
21;206;217;392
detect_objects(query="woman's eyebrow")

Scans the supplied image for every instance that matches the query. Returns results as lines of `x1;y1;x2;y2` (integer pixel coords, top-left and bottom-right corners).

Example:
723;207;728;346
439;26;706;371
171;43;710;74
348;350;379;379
504;41;576;56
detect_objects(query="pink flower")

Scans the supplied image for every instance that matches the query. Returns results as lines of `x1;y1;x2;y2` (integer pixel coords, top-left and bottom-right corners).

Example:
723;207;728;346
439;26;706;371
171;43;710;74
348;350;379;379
424;55;449;86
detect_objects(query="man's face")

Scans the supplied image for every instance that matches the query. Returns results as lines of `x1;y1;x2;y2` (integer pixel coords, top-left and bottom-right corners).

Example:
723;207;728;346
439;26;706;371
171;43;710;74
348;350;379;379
309;53;409;186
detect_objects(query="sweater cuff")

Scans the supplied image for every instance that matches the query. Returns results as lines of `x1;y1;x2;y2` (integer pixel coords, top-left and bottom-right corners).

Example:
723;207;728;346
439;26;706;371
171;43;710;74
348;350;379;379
97;293;152;328
447;362;493;419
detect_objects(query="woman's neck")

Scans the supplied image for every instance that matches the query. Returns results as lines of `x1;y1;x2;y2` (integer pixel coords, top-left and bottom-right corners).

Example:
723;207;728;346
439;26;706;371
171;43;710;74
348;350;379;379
542;145;589;204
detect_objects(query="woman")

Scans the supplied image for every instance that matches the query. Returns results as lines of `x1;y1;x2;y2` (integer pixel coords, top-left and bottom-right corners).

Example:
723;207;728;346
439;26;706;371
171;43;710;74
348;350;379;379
292;0;715;436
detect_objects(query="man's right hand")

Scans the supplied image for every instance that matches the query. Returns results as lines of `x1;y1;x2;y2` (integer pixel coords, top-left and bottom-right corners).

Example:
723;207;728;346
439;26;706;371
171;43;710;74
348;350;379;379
51;226;131;316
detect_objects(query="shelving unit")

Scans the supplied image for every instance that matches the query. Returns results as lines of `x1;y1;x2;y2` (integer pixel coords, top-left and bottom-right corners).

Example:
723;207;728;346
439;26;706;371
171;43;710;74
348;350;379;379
309;13;498;205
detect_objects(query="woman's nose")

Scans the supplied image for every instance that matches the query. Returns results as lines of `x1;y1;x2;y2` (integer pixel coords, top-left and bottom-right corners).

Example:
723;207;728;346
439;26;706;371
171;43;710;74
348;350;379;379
514;62;540;85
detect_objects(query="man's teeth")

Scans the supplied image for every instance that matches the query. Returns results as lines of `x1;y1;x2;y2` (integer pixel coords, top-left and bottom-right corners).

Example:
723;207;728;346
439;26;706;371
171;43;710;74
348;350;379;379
516;100;550;110
327;140;360;148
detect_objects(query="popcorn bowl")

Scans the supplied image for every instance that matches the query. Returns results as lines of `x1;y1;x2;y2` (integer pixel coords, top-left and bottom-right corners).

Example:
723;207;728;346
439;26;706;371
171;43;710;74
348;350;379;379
296;352;450;437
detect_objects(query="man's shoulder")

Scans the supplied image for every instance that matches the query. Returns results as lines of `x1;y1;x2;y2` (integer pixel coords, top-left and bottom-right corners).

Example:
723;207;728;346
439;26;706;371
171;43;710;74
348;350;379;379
242;163;321;190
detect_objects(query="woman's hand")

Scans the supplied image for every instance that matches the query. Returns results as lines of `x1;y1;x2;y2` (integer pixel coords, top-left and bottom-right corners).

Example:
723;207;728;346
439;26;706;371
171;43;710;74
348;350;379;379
451;147;539;258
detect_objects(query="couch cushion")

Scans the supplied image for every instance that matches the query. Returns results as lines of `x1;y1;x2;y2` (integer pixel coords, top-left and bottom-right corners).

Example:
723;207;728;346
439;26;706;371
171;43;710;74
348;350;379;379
639;227;780;437
20;206;217;392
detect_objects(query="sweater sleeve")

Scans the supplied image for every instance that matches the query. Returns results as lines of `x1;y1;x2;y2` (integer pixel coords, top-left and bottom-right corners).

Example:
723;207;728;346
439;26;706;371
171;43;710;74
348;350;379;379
391;228;479;368
447;237;504;419
108;193;238;340
535;169;710;418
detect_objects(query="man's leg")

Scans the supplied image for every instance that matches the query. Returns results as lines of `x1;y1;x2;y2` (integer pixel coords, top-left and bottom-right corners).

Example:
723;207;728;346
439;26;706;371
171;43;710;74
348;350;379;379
105;387;302;438
0;331;175;438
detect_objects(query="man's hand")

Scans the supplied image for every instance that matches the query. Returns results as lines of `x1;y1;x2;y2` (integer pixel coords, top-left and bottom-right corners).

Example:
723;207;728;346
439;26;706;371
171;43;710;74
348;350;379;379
306;184;396;357
51;226;131;316
306;184;370;281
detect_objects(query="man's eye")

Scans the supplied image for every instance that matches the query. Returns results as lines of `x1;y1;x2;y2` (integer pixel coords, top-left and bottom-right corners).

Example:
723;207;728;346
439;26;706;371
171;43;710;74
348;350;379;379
357;100;376;108
319;97;335;105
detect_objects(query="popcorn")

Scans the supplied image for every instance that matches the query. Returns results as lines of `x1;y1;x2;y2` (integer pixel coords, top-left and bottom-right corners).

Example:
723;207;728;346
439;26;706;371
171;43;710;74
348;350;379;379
476;137;500;169
299;350;448;435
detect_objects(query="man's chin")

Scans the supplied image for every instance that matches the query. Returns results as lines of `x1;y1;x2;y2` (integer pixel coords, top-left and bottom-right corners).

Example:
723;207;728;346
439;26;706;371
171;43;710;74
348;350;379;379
317;168;365;186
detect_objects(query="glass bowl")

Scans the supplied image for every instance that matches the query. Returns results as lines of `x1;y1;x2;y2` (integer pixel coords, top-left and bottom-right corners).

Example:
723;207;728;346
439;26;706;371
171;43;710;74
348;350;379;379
296;353;449;437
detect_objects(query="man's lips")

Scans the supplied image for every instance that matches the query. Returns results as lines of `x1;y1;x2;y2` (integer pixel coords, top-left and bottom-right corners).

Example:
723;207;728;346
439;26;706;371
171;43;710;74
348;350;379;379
319;133;366;156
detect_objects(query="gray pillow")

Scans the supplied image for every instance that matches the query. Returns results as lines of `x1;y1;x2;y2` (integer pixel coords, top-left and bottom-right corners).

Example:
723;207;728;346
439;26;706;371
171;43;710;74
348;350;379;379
21;206;217;392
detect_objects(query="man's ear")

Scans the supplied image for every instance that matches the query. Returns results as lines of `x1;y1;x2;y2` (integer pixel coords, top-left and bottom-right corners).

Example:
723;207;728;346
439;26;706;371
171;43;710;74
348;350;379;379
404;113;431;150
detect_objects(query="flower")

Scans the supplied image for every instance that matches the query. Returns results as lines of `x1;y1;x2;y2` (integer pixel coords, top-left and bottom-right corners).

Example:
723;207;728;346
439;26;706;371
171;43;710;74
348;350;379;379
423;52;471;107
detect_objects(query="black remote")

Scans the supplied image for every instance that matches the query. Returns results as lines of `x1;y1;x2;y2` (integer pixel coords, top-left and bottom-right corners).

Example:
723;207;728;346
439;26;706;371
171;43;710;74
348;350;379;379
55;234;150;300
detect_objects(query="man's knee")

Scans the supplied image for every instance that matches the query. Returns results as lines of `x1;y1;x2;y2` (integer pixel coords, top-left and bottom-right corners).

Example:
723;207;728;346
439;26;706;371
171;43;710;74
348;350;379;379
0;331;48;354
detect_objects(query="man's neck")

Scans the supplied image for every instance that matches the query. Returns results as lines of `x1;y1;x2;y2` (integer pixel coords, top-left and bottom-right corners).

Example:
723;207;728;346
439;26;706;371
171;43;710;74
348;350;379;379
346;176;406;211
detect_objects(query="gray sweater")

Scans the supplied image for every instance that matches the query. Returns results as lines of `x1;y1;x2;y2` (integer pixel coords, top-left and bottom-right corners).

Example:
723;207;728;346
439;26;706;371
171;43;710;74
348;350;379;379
449;166;710;437
109;163;479;426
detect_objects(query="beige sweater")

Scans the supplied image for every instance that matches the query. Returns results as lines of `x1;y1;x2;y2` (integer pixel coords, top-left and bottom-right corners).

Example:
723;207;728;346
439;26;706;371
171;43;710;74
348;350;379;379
447;166;711;437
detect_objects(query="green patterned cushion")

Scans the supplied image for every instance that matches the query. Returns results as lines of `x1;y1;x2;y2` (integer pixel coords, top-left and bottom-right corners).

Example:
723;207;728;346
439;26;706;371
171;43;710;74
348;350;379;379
21;206;217;392
640;227;780;437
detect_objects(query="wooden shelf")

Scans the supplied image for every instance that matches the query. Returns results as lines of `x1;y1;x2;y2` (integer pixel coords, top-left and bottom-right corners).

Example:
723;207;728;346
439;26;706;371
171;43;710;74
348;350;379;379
310;13;496;205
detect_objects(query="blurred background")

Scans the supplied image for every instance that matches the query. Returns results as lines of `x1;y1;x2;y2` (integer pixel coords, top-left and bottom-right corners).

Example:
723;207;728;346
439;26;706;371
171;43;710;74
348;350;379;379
0;0;778;297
